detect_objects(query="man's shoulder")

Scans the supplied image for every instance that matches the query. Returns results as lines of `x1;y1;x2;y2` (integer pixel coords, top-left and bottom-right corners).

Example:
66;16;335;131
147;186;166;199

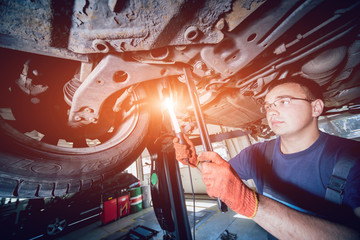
322;131;359;144
322;132;360;153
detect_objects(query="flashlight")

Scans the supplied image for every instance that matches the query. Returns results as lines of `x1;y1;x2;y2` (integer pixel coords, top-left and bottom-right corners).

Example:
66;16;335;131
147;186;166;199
165;98;186;145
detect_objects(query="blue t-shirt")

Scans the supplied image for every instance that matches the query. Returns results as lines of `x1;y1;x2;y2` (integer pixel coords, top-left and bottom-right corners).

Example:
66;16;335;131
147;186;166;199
229;131;360;219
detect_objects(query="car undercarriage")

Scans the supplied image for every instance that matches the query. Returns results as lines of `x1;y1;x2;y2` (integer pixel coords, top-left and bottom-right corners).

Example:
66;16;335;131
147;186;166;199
0;0;359;198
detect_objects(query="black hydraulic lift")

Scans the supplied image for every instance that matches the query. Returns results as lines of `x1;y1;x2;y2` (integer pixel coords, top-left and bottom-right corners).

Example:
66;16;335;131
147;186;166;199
149;136;193;240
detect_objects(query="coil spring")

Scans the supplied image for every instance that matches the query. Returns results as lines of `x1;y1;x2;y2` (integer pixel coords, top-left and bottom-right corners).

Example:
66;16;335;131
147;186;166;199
63;74;82;106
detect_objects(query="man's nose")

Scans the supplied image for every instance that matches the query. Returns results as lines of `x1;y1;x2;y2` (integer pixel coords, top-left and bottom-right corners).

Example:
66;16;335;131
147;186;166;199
267;105;279;116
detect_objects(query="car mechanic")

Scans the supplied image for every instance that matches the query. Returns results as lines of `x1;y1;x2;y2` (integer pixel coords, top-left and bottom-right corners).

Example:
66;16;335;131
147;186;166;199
173;77;360;239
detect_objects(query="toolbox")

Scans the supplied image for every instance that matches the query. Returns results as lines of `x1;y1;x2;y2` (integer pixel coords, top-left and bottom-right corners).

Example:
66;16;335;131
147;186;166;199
100;198;117;224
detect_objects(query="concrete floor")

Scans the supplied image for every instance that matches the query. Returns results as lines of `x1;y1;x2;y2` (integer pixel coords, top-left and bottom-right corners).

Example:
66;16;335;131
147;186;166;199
56;197;269;240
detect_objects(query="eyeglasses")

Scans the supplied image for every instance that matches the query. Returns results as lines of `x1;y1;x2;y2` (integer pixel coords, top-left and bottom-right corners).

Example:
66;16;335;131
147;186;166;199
261;97;314;113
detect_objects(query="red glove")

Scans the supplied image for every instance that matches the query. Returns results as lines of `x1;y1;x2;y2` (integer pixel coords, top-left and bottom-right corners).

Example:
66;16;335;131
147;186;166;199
172;135;198;168
198;152;258;218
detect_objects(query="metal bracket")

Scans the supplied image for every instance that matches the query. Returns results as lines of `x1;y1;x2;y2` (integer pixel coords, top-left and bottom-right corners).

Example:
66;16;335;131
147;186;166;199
67;54;183;126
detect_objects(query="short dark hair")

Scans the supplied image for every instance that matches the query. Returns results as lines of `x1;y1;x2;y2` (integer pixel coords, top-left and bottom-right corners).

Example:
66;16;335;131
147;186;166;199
267;77;323;100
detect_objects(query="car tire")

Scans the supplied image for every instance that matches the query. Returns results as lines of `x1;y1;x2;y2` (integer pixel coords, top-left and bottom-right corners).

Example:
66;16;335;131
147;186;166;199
0;84;160;197
0;51;161;198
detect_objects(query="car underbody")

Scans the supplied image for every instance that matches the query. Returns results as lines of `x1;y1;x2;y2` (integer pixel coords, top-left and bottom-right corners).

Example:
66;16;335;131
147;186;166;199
0;0;359;198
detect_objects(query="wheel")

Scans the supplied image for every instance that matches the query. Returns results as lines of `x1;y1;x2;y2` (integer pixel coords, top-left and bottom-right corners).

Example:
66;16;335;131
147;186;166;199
0;49;161;198
46;217;67;236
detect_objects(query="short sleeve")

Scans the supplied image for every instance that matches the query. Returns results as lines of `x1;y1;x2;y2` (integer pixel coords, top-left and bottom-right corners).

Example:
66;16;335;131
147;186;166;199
229;142;268;192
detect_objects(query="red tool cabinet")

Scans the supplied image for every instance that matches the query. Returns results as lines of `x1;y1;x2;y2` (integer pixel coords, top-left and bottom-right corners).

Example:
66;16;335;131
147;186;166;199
100;198;117;224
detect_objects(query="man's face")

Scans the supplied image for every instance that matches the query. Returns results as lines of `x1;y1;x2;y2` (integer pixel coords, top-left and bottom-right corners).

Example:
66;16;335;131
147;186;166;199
264;83;316;137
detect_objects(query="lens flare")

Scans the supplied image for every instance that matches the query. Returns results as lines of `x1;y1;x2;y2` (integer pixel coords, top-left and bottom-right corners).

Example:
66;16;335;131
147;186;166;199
164;98;181;133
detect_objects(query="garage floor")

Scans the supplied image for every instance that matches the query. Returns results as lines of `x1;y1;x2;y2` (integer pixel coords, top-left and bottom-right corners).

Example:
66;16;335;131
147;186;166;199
56;195;269;240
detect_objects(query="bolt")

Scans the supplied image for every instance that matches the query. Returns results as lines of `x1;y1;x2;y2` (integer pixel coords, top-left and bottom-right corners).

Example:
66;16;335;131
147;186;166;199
184;26;200;41
89;117;98;123
195;61;205;70
84;107;93;113
32;69;39;76
92;39;109;53
30;97;40;104
215;18;225;30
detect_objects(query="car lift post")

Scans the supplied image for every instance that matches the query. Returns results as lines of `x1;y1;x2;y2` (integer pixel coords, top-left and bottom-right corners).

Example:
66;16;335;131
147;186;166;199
149;136;193;240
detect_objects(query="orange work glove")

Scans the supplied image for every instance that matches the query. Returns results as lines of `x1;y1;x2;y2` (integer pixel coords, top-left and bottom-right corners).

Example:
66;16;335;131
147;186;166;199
172;135;199;168
198;152;258;218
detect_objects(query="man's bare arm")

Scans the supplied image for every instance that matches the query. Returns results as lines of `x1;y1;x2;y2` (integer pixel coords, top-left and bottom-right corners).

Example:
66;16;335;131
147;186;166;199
253;194;360;240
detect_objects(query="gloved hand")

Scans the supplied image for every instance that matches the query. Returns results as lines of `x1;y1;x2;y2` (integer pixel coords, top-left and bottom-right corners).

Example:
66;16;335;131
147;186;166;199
172;135;198;168
198;151;258;218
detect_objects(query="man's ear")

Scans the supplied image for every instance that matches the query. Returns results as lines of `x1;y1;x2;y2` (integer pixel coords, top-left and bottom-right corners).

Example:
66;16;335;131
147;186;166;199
312;99;324;117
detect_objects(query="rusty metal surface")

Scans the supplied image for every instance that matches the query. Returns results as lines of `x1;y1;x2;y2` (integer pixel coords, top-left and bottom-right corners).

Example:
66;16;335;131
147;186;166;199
68;0;232;53
0;0;235;56
0;0;88;61
0;0;54;47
